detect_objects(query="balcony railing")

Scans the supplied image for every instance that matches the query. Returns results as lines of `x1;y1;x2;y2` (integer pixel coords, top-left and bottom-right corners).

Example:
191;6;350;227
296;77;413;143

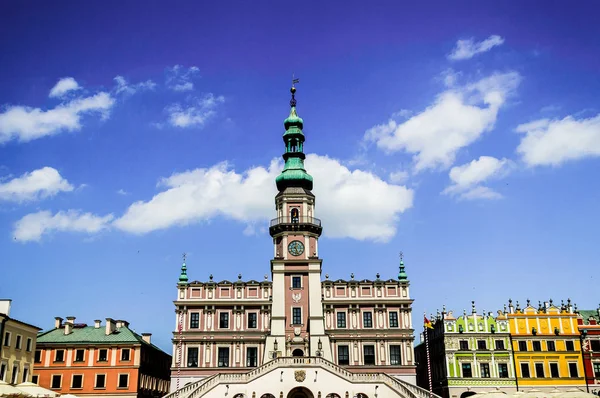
270;216;322;227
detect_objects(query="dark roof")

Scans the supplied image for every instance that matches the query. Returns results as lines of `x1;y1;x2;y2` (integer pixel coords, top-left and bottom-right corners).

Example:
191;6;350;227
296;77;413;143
0;313;42;331
37;326;167;353
579;310;599;325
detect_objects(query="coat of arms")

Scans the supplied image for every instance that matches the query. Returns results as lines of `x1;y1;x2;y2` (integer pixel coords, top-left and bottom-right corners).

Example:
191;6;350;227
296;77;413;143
292;292;302;303
294;370;306;382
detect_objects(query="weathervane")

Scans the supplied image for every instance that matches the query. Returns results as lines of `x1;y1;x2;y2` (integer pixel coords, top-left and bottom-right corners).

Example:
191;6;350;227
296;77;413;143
399;251;404;262
182;252;187;263
290;73;299;107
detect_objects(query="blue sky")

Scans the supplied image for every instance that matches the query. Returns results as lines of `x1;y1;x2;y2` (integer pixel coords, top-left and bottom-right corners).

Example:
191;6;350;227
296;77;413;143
1;1;599;352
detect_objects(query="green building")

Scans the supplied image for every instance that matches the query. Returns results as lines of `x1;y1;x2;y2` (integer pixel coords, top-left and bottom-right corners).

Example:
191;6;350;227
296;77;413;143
415;302;516;398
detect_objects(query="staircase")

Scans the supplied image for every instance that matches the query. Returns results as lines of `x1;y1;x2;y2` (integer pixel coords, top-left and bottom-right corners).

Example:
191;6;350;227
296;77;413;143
164;357;439;398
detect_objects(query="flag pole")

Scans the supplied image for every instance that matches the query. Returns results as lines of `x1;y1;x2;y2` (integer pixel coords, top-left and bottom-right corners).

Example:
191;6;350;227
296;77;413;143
424;313;433;398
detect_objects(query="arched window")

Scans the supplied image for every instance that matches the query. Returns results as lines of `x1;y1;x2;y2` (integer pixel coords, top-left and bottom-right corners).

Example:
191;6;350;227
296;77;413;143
290;208;299;223
233;395;245;398
326;394;341;398
292;348;304;357
260;395;276;398
356;394;369;398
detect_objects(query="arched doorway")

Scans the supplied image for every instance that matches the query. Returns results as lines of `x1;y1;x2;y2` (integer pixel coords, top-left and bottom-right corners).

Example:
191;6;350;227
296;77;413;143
287;387;314;398
292;348;304;357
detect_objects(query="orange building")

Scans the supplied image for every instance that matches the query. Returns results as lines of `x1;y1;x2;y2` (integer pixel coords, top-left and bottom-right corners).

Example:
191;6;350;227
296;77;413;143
33;317;171;398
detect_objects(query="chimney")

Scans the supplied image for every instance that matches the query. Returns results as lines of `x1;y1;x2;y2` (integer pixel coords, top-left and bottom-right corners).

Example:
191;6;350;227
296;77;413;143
121;320;130;329
105;318;116;335
55;317;63;329
0;299;11;316
116;320;123;328
64;321;73;335
142;333;152;344
94;320;102;329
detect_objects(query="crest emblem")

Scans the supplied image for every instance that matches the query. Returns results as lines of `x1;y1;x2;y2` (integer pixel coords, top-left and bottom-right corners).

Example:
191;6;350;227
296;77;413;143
292;292;302;303
294;370;306;382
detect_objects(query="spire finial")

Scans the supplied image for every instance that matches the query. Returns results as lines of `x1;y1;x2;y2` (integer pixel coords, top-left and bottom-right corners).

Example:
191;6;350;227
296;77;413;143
398;251;408;281
290;74;299;107
178;252;189;285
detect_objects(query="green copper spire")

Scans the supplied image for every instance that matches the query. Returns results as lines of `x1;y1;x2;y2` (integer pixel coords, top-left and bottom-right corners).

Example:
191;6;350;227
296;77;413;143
275;82;314;191
178;253;188;285
398;251;408;281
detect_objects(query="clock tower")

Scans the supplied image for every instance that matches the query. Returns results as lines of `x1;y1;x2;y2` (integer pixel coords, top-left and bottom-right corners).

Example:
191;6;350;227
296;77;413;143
266;83;332;361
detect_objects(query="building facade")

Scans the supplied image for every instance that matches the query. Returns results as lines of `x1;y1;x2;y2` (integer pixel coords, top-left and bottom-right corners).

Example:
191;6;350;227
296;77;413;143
578;306;600;392
34;317;171;398
507;299;586;392
0;300;41;385
166;85;427;398
415;303;516;398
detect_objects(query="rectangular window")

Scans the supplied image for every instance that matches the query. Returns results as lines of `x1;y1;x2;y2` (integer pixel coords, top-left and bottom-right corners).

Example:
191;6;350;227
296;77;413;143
338;346;349;365
292;308;302;325
15;335;22;349
0;363;6;381
248;313;257;329
75;349;85;362
550;363;560;378
547;341;556;351
363;345;375;365
495;340;505;350
591;340;600;351
72;374;83;389
3;332;10;347
477;340;487;350
390;346;401;365
98;349;108;362
480;363;491;378
31;375;38;384
218;347;230;367
51;375;61;389
190;313;200;329
22;368;29;383
292;276;302;289
118;374;129;388
535;363;545;378
219;313;229;329
11;366;18;384
95;374;106;388
569;362;578;377
389;312;399;328
35;350;42;363
121;349;130;361
498;363;509;378
462;363;472;377
55;349;65;362
246;347;258;367
459;340;469;350
187;347;198;367
519;341;528;351
593;362;600;378
533;341;541;351
26;338;32;352
566;340;575;351
363;312;373;328
337;312;346;328
521;363;530;378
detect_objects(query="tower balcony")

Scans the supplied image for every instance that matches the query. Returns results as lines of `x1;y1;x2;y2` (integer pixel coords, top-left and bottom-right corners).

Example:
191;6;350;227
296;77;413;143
269;216;323;236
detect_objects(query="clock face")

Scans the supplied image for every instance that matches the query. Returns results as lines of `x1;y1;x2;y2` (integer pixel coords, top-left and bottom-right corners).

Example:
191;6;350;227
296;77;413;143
288;240;305;256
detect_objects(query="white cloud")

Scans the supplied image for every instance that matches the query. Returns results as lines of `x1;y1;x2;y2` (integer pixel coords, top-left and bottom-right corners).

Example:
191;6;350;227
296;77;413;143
166;65;200;91
443;156;511;200
114;76;156;96
0;92;115;143
166;94;225;128
0;167;73;202
516;114;600;167
116;189;129;196
114;154;413;242
49;77;81;98
448;35;505;61
365;72;521;172
389;170;409;184
13;210;114;242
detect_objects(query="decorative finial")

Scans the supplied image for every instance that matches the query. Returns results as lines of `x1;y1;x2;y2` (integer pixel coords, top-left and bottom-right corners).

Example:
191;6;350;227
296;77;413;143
398;251;408;281
376;273;380;280
350;273;354;280
178;252;188;285
238;273;242;280
290;74;299;107
442;304;446;313
526;298;530;307
472;300;476;314
264;274;268;280
209;274;213;281
325;274;329;280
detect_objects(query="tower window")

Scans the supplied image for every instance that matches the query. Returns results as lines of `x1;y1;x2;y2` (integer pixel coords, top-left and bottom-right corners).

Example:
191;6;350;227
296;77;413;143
337;312;346;328
292;276;301;289
292;308;302;325
219;313;229;329
187;347;198;367
363;312;373;328
190;313;199;329
218;347;230;367
248;313;257;329
338;345;349;365
290;208;299;223
389;346;401;365
363;345;375;365
246;347;258;367
389;312;399;328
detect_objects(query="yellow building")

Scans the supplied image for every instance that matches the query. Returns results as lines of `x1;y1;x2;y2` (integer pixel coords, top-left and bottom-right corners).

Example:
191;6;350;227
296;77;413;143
507;299;586;391
0;300;41;385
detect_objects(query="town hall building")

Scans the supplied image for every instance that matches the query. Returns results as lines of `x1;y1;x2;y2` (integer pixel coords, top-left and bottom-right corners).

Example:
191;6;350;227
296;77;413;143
165;85;429;398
